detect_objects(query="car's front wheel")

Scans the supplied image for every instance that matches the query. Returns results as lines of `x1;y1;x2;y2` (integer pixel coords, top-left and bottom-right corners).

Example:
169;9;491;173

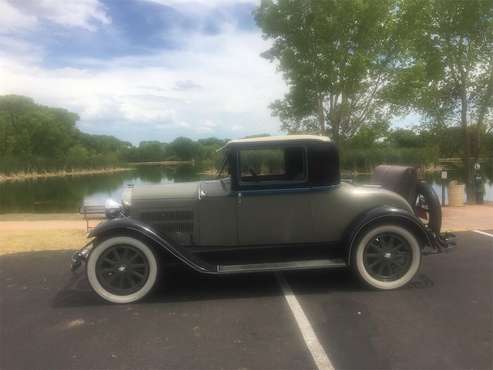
87;236;158;304
351;224;421;290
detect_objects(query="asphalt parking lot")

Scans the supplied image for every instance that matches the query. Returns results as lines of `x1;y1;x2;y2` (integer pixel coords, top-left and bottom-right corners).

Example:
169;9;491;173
1;231;492;370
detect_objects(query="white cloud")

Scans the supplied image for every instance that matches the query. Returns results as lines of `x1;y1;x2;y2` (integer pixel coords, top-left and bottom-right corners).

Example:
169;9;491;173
0;28;287;143
139;0;258;34
142;0;258;8
0;0;110;32
0;0;38;32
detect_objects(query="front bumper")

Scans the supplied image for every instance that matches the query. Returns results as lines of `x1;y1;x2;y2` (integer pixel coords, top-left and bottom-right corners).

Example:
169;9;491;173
71;240;94;272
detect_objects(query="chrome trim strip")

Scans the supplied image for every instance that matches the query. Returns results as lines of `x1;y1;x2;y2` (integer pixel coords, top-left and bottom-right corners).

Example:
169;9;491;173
218;258;346;273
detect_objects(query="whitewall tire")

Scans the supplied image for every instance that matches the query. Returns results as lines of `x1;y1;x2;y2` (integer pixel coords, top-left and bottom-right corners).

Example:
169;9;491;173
352;224;421;290
87;236;158;304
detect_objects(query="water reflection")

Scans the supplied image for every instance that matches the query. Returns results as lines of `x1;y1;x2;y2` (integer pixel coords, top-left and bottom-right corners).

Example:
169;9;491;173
0;164;212;213
0;163;491;213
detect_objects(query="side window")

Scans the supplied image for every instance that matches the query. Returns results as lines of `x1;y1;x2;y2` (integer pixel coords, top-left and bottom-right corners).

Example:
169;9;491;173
239;146;306;185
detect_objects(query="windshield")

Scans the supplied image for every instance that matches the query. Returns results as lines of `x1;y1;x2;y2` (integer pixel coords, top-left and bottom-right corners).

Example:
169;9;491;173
217;150;231;180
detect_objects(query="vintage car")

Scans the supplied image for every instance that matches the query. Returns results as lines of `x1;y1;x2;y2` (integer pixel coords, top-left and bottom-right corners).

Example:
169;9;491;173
72;135;454;303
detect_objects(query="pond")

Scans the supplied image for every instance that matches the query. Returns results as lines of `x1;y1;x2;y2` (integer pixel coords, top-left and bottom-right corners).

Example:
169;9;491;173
1;164;492;213
0;164;213;213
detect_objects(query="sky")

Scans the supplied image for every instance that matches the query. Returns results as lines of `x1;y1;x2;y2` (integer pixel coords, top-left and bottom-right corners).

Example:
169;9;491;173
0;0;291;144
0;0;416;145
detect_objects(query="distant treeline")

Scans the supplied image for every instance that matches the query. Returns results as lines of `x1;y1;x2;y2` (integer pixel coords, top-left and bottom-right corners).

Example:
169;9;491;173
125;137;228;164
1;95;492;176
0;95;227;175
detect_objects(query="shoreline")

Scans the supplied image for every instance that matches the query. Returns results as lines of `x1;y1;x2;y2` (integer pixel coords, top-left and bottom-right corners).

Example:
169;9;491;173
0;167;132;183
0;164;477;183
127;160;194;166
0;160;196;183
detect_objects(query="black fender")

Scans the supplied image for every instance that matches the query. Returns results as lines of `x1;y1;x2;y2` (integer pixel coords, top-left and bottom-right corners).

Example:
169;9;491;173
88;217;216;274
344;206;433;265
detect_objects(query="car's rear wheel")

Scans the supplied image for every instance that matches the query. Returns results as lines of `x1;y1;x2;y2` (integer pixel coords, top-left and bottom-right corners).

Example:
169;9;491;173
351;224;421;290
87;236;158;304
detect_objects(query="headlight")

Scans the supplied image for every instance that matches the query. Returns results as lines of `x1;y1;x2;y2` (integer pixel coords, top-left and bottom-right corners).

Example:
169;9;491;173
122;187;132;208
104;198;122;219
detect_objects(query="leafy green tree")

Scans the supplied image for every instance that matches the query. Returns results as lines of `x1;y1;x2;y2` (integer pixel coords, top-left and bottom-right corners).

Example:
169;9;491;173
168;137;201;161
67;145;90;169
197;137;228;147
255;0;399;144
133;141;167;162
346;120;390;149
0;95;130;174
197;137;228;162
387;128;424;148
387;0;493;198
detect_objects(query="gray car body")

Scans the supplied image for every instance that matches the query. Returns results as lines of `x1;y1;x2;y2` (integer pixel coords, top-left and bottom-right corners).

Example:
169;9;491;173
125;179;414;247
77;135;446;275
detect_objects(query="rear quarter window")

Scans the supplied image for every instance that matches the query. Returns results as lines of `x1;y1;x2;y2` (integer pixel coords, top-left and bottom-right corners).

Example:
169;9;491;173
308;144;340;186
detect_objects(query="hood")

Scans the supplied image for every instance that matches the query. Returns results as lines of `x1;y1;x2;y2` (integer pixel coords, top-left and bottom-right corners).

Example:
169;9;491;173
130;181;200;201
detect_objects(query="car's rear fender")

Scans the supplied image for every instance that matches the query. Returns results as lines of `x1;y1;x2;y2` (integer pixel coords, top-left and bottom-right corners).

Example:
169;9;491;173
345;206;433;265
88;217;216;273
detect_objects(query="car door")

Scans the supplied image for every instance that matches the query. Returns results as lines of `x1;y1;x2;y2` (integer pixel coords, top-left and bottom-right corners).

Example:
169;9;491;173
198;179;237;246
236;145;315;245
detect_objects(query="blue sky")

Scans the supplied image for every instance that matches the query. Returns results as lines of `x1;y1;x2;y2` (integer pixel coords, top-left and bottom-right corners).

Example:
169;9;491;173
0;0;289;144
0;0;415;145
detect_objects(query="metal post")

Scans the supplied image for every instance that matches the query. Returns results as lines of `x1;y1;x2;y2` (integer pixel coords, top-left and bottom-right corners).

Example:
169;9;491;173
441;170;447;206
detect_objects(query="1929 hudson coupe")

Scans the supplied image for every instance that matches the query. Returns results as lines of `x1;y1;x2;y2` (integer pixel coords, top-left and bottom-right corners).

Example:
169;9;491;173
72;135;454;303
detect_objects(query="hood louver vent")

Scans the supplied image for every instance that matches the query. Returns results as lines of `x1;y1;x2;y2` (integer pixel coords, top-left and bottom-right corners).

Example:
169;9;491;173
140;210;194;234
140;210;193;222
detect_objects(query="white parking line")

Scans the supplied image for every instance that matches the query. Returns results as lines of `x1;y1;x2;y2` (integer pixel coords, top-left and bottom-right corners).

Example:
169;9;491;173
473;230;493;238
276;273;335;370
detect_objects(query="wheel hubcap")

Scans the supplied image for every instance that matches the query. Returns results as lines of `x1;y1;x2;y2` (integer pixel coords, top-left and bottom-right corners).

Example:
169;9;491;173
96;245;150;295
363;232;413;282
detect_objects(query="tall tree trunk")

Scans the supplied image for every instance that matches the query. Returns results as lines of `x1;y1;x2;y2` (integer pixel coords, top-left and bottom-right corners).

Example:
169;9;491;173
317;93;325;136
475;66;493;162
460;82;474;203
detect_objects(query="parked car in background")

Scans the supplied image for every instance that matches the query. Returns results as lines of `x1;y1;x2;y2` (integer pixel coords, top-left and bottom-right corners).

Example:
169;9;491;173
72;135;454;303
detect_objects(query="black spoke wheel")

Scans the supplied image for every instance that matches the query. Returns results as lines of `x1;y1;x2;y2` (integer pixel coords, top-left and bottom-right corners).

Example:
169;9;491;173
363;232;413;282
96;244;150;296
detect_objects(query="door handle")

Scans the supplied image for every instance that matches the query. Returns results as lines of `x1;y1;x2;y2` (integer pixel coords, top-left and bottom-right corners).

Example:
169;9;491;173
237;192;242;206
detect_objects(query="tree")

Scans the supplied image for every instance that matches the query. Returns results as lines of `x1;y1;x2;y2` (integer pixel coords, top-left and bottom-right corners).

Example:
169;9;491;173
387;0;493;199
168;137;201;161
67;145;90;169
255;0;399;144
134;141;167;162
0;95;130;173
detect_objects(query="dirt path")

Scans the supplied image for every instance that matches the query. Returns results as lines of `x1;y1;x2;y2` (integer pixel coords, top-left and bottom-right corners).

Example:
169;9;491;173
0;216;96;255
0;220;87;231
442;203;493;231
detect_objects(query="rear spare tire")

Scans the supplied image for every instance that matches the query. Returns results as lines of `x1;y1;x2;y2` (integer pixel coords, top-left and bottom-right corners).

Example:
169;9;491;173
351;224;421;290
414;181;442;234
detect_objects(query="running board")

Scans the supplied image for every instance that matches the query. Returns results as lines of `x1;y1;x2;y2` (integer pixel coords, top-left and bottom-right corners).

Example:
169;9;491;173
217;258;346;274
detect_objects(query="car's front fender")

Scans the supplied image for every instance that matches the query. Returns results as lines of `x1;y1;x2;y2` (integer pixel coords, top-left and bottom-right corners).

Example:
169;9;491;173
87;217;216;273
